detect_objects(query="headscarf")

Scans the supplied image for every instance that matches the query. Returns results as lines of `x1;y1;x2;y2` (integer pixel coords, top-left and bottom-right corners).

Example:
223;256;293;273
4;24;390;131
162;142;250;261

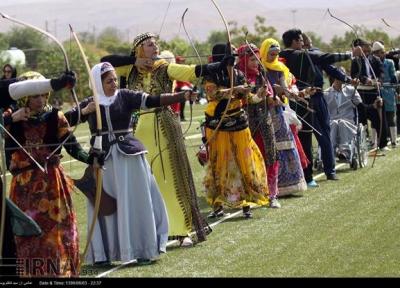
91;62;118;106
237;43;260;84
132;32;157;54
260;38;291;85
131;32;168;73
2;64;17;79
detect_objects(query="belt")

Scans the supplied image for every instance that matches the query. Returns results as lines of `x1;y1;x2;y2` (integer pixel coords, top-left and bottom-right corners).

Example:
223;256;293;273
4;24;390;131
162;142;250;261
91;128;133;137
109;134;129;146
357;85;377;91
10;156;61;176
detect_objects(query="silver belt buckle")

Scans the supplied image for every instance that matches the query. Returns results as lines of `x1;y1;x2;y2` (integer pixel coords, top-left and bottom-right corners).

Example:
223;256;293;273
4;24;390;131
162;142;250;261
118;135;125;141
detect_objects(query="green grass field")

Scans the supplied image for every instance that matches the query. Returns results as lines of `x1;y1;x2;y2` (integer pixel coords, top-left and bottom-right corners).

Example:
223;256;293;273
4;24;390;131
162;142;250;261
4;103;400;277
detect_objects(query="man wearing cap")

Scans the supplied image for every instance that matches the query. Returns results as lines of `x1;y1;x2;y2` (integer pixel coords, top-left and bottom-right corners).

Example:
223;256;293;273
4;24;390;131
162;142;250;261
372;41;398;148
351;38;387;151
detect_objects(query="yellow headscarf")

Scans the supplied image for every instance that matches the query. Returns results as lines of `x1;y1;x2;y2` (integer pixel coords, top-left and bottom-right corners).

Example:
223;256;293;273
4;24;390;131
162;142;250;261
260;38;291;85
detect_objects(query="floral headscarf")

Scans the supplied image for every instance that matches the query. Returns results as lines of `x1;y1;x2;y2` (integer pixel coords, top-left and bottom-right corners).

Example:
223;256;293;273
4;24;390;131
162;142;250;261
237;43;260;84
260;38;291;85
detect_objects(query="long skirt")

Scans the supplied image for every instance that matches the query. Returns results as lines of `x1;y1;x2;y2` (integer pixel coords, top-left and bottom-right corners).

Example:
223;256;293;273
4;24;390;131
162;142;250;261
135;109;208;241
86;148;169;264
10;165;79;277
271;108;307;196
204;127;269;208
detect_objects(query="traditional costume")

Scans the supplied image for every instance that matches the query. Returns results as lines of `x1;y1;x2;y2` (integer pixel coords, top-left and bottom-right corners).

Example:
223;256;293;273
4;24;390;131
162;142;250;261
65;62;169;264
260;39;307;196
236;44;280;204
5;72;86;276
203;44;269;217
102;33;210;244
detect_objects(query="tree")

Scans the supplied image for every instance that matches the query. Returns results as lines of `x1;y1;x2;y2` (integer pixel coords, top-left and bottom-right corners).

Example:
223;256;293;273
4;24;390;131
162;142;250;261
0;33;9;50
96;27;131;55
6;27;46;69
230;16;278;47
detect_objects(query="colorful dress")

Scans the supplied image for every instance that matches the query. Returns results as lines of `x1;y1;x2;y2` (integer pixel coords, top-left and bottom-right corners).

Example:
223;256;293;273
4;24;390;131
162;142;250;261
7;109;81;277
266;71;307;196
203;79;269;208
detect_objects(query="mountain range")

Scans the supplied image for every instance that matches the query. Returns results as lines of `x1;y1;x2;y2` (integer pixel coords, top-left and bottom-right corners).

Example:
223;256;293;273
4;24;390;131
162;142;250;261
0;0;399;44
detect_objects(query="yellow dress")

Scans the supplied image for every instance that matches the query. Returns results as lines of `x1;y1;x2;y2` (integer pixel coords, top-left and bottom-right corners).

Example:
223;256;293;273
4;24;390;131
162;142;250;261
115;62;208;240
203;81;269;208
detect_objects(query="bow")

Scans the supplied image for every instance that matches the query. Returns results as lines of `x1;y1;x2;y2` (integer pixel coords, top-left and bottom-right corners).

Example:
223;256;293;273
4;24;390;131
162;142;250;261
180;8;200;136
199;0;234;151
69;25;103;272
0;111;6;258
328;9;382;167
0;12;81;171
381;18;400;33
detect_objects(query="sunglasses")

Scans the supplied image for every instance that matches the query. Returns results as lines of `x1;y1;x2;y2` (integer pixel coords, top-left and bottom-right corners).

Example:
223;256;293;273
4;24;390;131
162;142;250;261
3;70;12;73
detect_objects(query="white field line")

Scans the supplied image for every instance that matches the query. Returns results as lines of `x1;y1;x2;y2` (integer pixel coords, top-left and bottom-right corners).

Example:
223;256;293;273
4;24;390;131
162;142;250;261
95;209;243;278
184;133;202;140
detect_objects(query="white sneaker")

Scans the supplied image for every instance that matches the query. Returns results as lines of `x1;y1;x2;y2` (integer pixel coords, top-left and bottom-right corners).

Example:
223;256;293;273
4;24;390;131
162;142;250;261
180;237;193;248
380;146;391;152
269;198;281;208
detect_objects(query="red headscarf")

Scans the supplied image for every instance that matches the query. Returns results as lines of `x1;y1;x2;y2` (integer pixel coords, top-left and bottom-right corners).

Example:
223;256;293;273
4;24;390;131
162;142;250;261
237;43;260;84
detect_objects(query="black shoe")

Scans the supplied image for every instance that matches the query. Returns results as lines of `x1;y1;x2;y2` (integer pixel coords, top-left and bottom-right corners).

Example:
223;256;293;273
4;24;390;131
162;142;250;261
136;258;154;266
243;211;253;219
207;206;224;218
242;206;252;219
94;260;111;266
327;174;339;181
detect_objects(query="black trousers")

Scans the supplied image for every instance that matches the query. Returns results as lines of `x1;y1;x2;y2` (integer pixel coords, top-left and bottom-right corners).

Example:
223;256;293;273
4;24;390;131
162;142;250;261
358;89;388;149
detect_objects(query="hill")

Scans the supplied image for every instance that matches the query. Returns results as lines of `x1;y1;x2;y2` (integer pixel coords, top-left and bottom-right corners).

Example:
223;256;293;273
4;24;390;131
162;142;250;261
0;0;399;44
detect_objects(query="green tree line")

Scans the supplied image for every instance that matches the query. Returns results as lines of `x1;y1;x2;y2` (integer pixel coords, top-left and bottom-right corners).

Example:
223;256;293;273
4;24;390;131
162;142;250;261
1;16;400;104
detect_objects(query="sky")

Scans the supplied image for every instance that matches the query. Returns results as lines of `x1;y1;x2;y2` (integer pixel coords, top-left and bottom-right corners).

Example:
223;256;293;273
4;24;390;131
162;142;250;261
0;0;383;8
0;0;397;43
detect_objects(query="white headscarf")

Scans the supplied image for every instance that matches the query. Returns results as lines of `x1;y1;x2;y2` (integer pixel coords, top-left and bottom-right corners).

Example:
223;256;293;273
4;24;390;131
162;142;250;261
91;62;118;106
